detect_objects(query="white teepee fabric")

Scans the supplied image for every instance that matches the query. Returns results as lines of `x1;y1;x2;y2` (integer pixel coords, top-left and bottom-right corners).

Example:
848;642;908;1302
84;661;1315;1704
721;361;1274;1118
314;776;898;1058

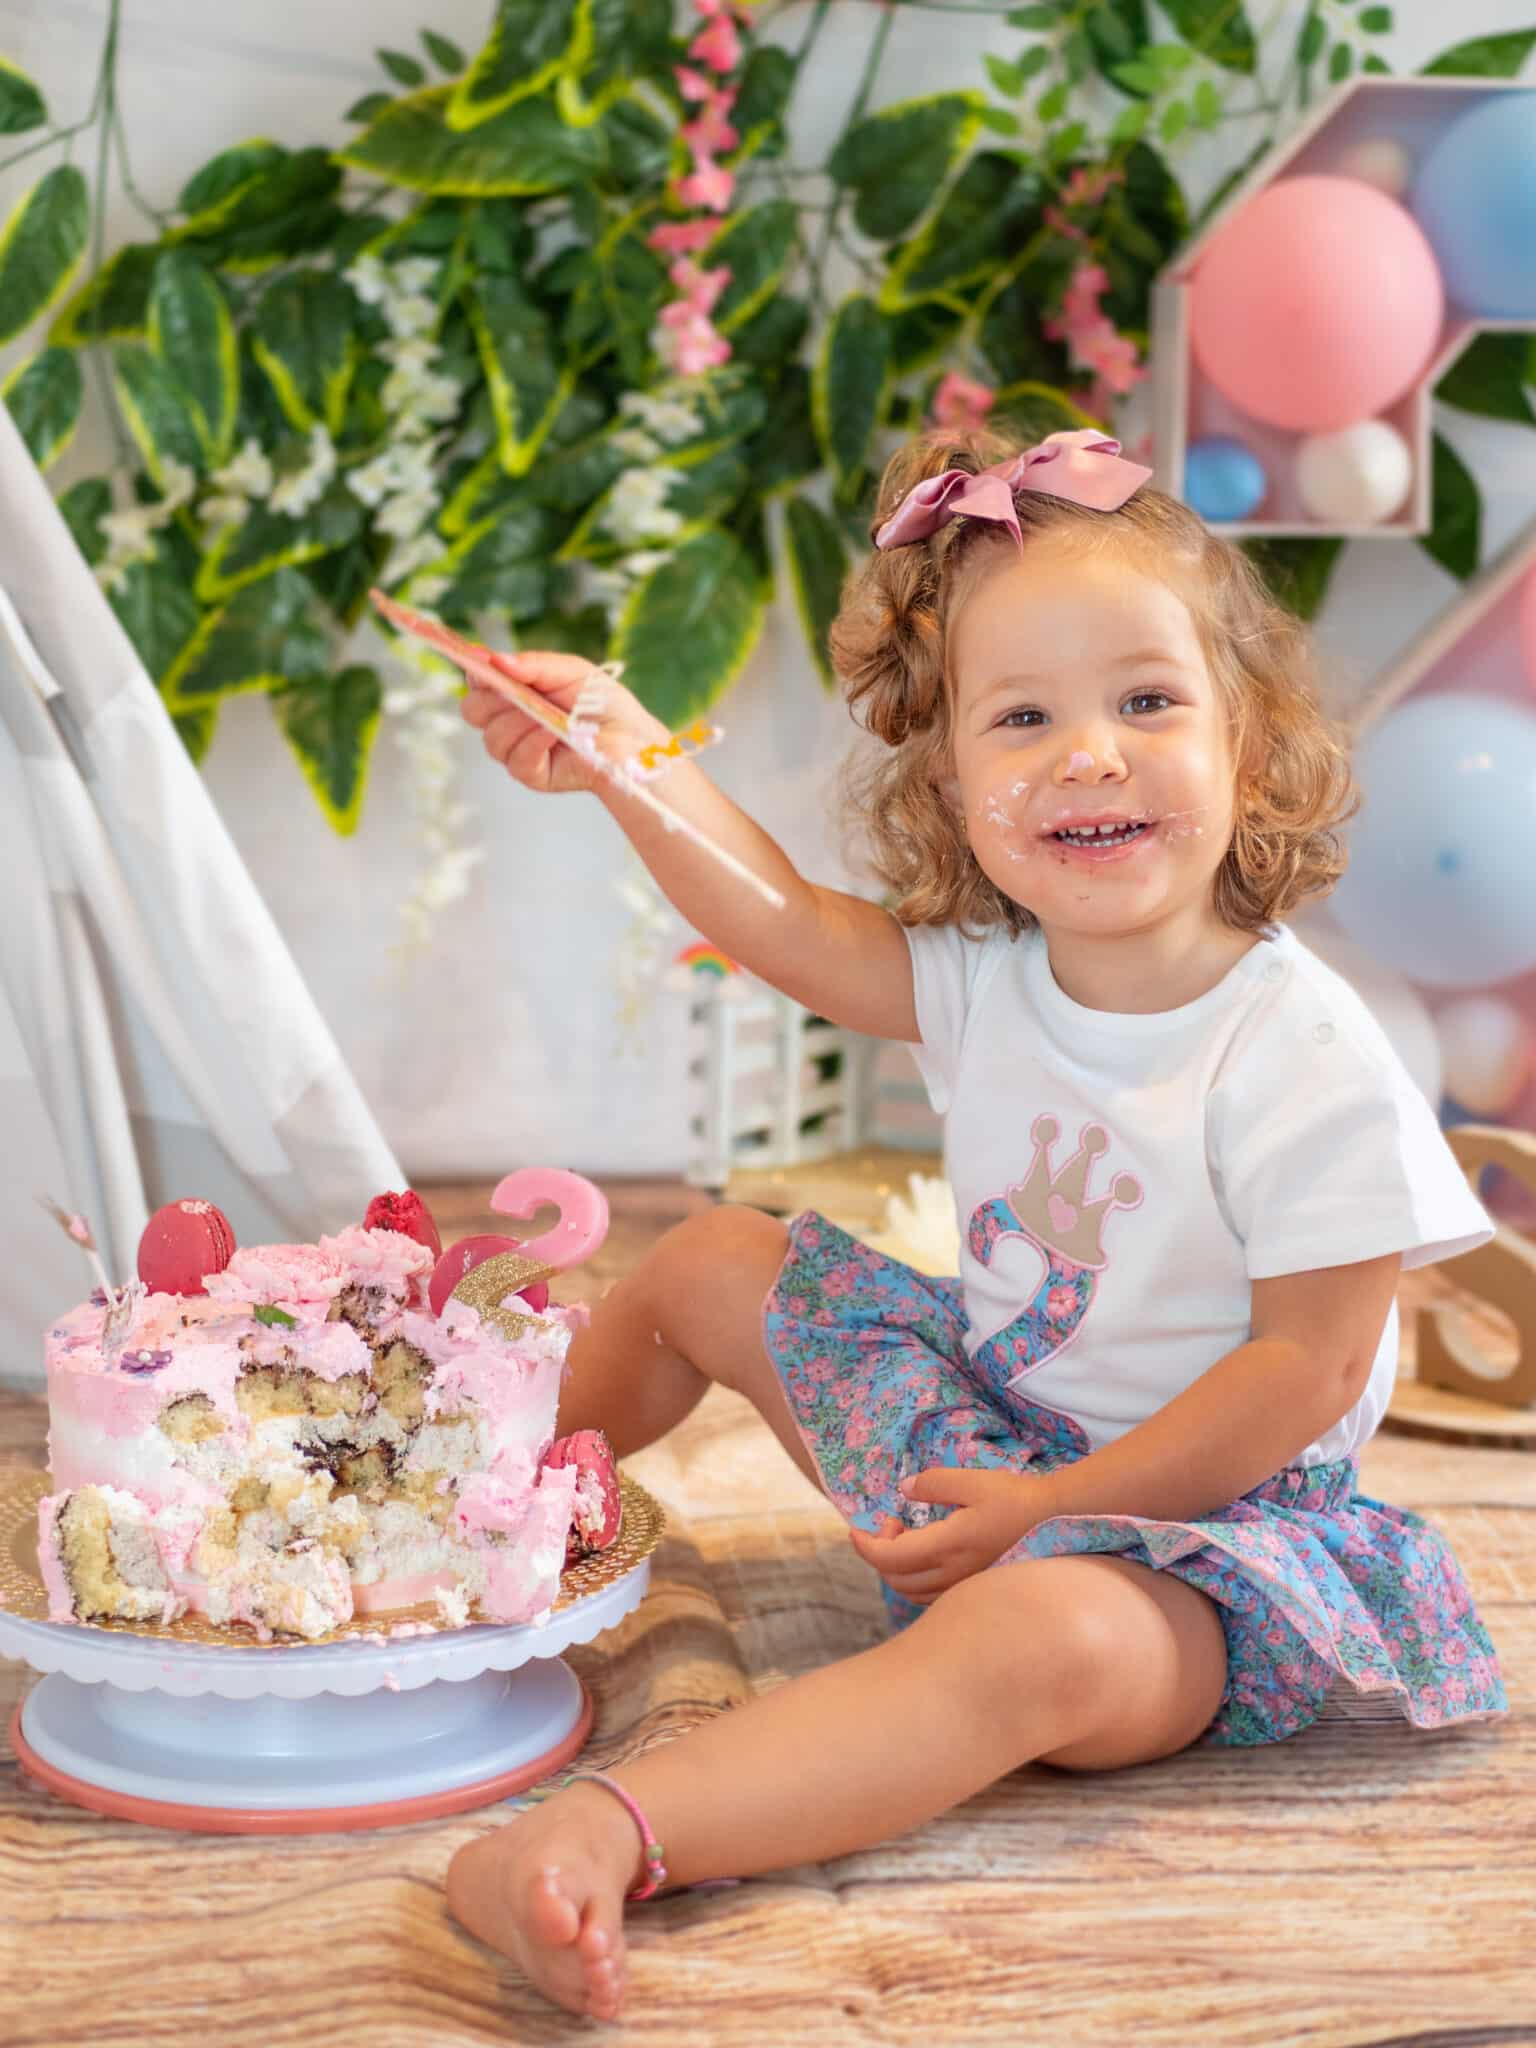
0;407;402;1388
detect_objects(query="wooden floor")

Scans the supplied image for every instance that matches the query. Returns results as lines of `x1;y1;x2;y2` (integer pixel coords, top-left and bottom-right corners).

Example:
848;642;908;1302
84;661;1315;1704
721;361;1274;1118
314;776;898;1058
2;1179;1533;2047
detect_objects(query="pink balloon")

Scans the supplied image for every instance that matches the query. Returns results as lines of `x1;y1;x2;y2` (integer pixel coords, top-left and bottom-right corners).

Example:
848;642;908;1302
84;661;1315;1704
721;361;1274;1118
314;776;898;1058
1189;176;1444;433
1519;565;1536;694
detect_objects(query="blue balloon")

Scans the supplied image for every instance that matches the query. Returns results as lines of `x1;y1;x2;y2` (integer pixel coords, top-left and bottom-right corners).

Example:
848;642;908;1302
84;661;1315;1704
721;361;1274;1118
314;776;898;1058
1411;96;1536;318
1182;435;1268;523
1331;693;1536;988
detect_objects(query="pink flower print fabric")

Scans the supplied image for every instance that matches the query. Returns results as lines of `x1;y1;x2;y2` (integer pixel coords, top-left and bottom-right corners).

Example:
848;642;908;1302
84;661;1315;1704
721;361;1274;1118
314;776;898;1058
761;1213;1508;1748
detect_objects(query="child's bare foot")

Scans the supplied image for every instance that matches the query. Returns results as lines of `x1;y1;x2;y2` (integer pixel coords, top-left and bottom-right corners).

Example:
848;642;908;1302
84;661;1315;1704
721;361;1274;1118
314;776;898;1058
446;1781;645;2022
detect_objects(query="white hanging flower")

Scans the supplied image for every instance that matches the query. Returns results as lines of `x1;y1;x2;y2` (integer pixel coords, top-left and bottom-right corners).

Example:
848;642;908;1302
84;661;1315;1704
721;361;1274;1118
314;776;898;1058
611;427;664;462
381;532;445;584
210;439;274;500
620;391;704;446
603;468;684;546
620;549;670;579
375;487;439;539
269;424;337;518
157;459;197;513
342;252;392;306
384;292;439;341
198;494;250;532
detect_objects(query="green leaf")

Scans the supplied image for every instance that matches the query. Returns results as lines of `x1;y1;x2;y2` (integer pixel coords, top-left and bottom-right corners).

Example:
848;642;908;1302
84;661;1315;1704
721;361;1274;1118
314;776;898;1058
110;343;205;487
278;666;383;834
783;496;849;691
3;346;81;469
1297;10;1326;63
0;164;89;346
613;529;767;729
1328;40;1355;81
1008;6;1060;26
707;200;800;333
1085;0;1147;77
1192;77;1223;126
1418;433;1481;581
148;250;239;463
1362;53;1391;74
345;92;395;123
466;273;574;475
985;54;1025;96
107;554;202;686
1161;0;1257;72
1016;45;1053;83
747;365;820;498
433;503;556;623
597;94;675;190
196;478;366;605
1036;79;1070;121
337;83;606;195
977;105;1023;136
57;477;112;566
378;48;427;87
812;294;890;488
881;152;1042;310
49;240;157;344
826;93;987;241
1240;537;1343;623
1435;332;1536;427
728;45;797;164
1358;5;1392;29
728;292;812;369
251;271;357;435
1111;101;1150;141
173;148;344;272
1160;97;1191;141
449;0;590;130
163;566;330;706
178;141;288;228
0;56;47;134
423;29;467;72
252;1304;299;1329
1421;30;1536;77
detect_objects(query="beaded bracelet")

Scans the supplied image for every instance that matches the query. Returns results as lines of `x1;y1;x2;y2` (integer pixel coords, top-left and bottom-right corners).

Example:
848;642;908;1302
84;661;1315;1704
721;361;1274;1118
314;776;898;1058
563;1771;668;1900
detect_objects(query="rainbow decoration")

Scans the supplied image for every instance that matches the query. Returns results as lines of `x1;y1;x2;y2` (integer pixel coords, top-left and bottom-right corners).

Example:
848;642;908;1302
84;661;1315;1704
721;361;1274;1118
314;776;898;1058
674;941;740;980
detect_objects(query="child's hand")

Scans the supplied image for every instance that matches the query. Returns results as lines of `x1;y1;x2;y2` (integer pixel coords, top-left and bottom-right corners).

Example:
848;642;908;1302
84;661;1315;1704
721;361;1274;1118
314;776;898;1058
461;648;671;796
848;1467;1057;1606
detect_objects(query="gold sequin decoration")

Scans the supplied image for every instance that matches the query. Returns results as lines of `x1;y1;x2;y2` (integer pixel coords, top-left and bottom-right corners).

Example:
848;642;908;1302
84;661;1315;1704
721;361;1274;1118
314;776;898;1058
0;1465;664;1646
449;1249;558;1342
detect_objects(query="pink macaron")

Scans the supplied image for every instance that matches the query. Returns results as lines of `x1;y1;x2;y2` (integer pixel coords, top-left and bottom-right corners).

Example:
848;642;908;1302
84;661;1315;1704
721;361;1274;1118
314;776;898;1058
136;1199;237;1297
543;1429;622;1562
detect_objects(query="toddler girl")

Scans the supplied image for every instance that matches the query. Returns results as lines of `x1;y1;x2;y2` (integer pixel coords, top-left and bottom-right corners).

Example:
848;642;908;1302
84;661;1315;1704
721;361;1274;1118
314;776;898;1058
444;426;1508;2023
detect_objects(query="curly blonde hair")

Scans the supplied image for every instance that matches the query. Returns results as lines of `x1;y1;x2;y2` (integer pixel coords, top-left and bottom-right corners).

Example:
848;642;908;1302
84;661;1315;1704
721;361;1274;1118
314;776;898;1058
830;424;1359;939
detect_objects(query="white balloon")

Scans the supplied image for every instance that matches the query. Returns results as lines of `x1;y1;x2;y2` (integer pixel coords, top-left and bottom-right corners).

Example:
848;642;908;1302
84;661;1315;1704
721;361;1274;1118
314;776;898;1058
1434;995;1532;1116
1331;137;1414;199
1286;911;1443;1104
1296;419;1414;526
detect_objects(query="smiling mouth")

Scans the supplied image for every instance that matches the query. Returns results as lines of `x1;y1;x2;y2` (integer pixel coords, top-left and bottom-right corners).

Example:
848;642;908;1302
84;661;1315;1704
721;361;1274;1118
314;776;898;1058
1051;821;1153;848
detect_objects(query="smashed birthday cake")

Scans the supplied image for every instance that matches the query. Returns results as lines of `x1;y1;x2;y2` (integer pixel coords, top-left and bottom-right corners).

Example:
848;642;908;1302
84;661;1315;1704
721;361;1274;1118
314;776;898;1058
36;1177;623;1641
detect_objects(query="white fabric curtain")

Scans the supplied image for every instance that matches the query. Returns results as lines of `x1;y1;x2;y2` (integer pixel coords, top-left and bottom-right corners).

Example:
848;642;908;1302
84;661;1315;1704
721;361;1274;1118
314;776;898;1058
0;407;401;1388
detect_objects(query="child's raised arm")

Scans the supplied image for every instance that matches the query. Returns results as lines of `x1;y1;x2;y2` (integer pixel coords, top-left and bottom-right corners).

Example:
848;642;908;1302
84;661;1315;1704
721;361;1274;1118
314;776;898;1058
463;648;920;1044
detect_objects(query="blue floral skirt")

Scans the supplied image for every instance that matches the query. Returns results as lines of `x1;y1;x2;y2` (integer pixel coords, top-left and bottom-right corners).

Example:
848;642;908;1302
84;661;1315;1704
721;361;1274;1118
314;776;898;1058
761;1212;1508;1748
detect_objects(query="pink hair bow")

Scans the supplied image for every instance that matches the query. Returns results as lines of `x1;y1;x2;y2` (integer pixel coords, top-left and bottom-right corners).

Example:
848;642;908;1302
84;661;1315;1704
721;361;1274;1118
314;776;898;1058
873;428;1152;551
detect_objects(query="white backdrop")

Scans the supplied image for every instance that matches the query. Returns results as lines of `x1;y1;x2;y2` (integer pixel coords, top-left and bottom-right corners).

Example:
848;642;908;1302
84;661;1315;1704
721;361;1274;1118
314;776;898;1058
3;0;1534;1177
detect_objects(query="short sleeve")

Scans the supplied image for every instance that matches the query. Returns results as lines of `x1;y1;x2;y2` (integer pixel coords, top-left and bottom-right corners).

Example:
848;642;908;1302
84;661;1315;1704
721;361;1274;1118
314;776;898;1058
903;923;1006;1115
1210;1021;1494;1280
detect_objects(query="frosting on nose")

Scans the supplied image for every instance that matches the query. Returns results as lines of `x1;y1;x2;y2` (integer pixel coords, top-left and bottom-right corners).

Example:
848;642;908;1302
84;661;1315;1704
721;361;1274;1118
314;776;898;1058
1066;750;1095;775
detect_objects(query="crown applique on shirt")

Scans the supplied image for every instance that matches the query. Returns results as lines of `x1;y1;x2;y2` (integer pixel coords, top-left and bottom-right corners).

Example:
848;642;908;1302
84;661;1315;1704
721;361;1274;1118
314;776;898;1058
1005;1114;1144;1270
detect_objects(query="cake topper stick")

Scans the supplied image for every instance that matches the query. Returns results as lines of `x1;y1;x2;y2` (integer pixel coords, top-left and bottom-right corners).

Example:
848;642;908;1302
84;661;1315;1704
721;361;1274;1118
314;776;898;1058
369;588;785;911
37;1195;119;1303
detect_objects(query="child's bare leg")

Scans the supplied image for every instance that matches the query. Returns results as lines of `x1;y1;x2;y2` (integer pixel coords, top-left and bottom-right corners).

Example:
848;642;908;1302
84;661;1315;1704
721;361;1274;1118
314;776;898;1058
555;1205;820;1486
445;1552;1227;2022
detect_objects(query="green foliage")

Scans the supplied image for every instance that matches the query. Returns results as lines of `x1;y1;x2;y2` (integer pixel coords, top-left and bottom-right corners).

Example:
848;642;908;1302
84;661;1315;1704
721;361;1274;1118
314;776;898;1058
15;0;1530;836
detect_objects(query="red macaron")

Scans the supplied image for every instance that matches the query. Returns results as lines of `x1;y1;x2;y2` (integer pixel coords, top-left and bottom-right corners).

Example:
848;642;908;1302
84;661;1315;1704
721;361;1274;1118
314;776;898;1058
136;1199;237;1297
543;1429;623;1562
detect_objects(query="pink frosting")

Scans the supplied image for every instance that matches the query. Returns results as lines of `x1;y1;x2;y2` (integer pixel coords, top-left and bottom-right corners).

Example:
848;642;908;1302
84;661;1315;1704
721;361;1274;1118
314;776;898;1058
203;1242;348;1309
319;1224;433;1299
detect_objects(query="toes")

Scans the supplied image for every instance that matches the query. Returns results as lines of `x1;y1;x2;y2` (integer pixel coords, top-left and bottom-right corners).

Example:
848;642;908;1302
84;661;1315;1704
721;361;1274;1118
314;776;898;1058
579;1895;627;2008
527;1865;581;1947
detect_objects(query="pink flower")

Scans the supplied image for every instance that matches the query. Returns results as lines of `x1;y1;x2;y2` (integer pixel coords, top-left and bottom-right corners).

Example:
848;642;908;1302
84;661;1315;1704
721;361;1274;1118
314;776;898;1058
1044;1283;1079;1322
1061;164;1121;209
1044;205;1088;244
683;100;740;157
648;219;720;256
205;1241;347;1309
931;369;996;431
667;258;731;316
674;63;713;101
690;12;742;71
675;155;735;213
1077;325;1145;395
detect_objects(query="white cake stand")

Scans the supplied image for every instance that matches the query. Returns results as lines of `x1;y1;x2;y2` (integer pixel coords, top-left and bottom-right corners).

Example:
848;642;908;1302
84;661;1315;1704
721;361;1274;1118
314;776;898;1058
0;1472;662;1834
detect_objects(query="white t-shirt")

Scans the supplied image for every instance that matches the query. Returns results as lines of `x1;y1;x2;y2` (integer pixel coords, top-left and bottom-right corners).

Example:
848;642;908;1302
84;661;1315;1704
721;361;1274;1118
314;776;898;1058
904;917;1493;1467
